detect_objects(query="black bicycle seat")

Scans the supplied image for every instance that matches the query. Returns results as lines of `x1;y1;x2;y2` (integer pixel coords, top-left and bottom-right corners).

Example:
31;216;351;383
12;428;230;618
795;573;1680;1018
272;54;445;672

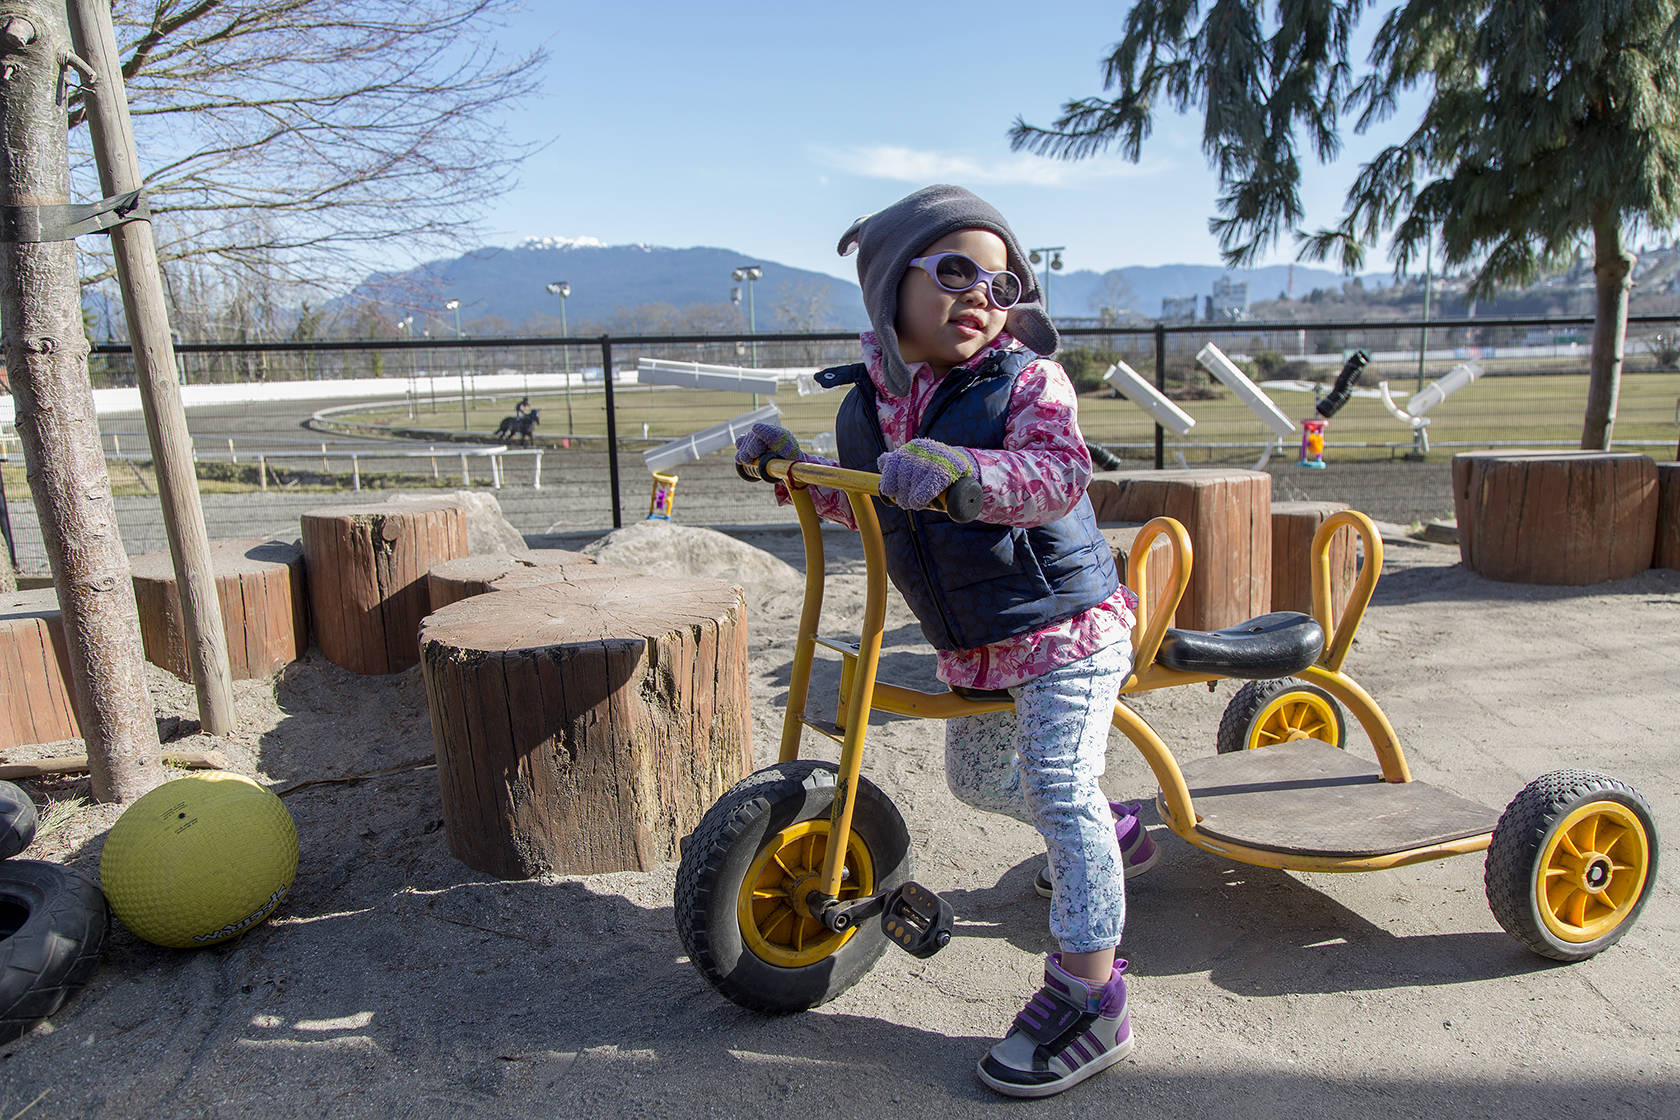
1155;611;1325;679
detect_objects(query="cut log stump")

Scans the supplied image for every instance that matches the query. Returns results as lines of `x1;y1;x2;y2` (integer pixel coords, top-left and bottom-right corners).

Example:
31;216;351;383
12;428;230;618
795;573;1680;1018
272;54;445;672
1451;451;1657;584
1655;462;1680;571
425;548;598;611
0;589;80;749
300;498;468;674
131;539;307;682
1088;468;1271;630
1270;501;1357;619
419;574;751;879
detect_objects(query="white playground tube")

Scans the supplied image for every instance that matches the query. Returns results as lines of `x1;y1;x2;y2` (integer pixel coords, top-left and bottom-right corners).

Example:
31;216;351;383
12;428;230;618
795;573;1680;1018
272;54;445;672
1195;343;1297;439
636;358;781;395
1104;361;1196;437
643;403;782;474
1379;361;1483;428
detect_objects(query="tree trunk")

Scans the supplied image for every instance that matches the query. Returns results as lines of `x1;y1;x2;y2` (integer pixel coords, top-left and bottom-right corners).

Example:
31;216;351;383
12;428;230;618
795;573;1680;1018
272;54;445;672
1583;209;1633;451
0;4;162;800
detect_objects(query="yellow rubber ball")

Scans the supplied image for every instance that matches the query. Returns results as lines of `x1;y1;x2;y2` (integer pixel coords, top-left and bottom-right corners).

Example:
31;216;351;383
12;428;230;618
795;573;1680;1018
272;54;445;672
100;772;298;949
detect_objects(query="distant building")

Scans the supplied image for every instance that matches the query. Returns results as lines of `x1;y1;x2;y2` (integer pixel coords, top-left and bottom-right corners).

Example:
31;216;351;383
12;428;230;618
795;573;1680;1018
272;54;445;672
1161;296;1198;322
1208;276;1249;321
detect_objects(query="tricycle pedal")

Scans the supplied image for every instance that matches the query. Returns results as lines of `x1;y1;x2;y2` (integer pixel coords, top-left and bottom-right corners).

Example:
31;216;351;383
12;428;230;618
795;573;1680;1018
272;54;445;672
881;881;952;959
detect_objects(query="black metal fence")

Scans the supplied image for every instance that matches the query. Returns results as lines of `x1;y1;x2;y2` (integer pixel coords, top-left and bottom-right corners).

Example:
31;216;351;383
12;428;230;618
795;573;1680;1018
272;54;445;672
79;312;1680;531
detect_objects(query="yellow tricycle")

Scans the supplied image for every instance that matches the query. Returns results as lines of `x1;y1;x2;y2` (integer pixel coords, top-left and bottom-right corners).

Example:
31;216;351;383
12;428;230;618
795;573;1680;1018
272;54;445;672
674;458;1659;1012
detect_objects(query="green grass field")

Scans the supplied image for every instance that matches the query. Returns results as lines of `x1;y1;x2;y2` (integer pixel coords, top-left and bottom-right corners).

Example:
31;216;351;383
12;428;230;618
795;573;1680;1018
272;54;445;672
361;362;1680;465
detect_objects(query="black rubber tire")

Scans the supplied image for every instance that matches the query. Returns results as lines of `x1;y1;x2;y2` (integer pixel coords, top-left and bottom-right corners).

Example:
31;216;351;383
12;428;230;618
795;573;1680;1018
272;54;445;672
1216;679;1346;754
1485;770;1658;962
0;860;110;1045
0;782;37;860
674;760;912;1013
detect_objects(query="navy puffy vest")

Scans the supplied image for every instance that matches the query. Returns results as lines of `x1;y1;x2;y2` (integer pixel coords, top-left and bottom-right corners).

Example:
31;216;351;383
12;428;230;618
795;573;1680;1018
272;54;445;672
815;348;1118;651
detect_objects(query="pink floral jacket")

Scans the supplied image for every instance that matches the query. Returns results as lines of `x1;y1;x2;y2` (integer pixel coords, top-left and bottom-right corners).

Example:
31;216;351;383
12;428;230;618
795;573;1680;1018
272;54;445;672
779;331;1138;690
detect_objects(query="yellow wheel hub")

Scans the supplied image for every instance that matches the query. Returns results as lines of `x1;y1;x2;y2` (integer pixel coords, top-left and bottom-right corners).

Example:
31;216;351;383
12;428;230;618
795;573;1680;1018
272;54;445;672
738;819;875;968
1537;801;1651;944
1253;693;1338;748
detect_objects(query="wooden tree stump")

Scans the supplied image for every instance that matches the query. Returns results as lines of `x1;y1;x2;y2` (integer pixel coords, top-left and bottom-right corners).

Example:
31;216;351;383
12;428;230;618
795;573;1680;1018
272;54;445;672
1088;468;1271;630
0;589;80;749
131;538;307;682
426;548;598;611
1270;501;1358;619
419;575;751;879
299;498;467;674
1451;451;1657;584
1654;462;1680;571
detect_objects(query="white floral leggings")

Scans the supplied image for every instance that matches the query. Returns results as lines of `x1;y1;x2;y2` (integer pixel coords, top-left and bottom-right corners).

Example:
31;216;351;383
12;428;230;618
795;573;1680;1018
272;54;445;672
944;641;1132;953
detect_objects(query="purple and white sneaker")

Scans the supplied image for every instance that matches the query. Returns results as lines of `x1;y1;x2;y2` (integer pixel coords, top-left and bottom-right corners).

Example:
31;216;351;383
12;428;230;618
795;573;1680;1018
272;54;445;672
1034;800;1161;898
977;954;1136;1098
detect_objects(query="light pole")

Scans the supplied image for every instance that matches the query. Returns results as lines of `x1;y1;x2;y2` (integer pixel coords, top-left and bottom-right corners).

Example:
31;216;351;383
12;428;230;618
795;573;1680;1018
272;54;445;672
445;299;466;431
397;316;415;417
547;280;574;433
1028;247;1065;314
732;265;762;367
1417;231;1433;393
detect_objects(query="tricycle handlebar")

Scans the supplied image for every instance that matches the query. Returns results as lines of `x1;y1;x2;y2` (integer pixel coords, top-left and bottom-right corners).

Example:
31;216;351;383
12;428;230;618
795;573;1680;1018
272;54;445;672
737;455;983;524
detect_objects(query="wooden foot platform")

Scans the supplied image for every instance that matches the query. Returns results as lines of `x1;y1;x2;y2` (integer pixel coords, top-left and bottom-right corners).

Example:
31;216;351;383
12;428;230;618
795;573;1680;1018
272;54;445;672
1175;740;1499;857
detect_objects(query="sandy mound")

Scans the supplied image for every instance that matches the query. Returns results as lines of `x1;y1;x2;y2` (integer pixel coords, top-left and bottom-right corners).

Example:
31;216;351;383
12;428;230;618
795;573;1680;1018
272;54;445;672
581;520;800;599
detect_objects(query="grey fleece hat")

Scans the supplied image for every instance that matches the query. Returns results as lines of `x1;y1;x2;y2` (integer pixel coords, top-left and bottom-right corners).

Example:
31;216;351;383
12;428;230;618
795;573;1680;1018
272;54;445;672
838;184;1059;398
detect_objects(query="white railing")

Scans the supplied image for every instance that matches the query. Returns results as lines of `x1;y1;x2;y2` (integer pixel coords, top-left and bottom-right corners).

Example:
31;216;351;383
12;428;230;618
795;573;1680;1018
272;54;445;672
98;432;546;490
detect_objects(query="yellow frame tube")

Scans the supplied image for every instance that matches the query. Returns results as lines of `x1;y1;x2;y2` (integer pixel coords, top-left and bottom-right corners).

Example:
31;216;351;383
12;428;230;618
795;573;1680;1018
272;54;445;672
1313;510;1383;674
818;492;889;898
1125;517;1192;677
779;487;827;765
1169;826;1491;872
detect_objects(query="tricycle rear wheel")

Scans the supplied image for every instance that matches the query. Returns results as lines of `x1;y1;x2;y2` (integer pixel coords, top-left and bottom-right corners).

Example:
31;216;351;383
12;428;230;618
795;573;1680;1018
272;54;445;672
1485;770;1657;961
1216;679;1345;754
674;760;912;1012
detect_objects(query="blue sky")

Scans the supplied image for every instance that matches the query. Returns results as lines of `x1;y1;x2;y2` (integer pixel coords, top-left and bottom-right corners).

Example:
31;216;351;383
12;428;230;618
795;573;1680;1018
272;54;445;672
475;2;1421;282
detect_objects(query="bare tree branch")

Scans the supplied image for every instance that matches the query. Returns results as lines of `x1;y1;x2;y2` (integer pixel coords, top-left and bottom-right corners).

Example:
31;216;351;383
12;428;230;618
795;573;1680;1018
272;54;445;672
72;0;545;309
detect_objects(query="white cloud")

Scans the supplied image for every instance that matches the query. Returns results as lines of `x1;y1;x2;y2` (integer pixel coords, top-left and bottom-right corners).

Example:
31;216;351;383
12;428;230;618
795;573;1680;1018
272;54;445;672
809;144;1168;187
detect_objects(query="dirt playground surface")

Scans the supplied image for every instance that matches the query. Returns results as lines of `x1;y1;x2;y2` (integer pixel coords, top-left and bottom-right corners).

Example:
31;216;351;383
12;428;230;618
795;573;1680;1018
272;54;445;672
4;515;1677;1118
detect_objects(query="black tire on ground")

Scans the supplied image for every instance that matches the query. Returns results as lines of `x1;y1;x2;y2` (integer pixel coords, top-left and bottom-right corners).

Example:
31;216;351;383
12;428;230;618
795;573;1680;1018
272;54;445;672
1216;679;1346;754
0;860;110;1044
674;760;912;1013
0;782;37;860
1485;770;1659;962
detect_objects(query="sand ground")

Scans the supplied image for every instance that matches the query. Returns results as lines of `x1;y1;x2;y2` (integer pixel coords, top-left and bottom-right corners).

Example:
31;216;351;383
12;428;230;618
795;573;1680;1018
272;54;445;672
3;514;1677;1119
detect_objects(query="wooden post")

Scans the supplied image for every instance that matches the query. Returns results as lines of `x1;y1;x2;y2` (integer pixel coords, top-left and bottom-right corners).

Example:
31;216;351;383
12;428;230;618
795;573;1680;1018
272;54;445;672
66;0;235;734
0;4;162;800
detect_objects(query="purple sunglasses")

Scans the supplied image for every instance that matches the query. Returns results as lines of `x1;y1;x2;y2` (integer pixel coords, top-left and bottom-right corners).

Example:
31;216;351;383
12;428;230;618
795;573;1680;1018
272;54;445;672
906;251;1025;309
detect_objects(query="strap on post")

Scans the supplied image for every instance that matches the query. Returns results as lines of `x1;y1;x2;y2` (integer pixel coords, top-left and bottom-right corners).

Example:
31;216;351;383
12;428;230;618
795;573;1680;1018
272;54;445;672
0;187;148;243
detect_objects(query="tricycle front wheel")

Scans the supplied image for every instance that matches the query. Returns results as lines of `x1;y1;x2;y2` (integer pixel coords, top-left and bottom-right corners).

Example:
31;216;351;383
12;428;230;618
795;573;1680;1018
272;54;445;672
1216;679;1345;754
1485;770;1658;961
675;760;912;1012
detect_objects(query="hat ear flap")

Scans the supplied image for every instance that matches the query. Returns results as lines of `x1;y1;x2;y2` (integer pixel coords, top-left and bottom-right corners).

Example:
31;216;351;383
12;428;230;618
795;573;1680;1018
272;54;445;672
837;214;869;257
1005;304;1060;359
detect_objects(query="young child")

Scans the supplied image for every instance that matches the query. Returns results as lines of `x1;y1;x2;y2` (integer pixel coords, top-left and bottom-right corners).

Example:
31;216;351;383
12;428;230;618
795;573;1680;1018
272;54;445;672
735;184;1154;1098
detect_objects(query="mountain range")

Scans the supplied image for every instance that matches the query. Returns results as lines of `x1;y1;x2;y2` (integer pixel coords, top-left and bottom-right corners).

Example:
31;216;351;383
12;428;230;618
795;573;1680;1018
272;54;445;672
338;238;1387;335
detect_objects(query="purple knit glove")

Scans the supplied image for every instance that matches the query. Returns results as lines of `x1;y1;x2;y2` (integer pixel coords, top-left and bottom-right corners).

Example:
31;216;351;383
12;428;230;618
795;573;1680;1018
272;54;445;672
876;438;978;511
734;422;801;466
